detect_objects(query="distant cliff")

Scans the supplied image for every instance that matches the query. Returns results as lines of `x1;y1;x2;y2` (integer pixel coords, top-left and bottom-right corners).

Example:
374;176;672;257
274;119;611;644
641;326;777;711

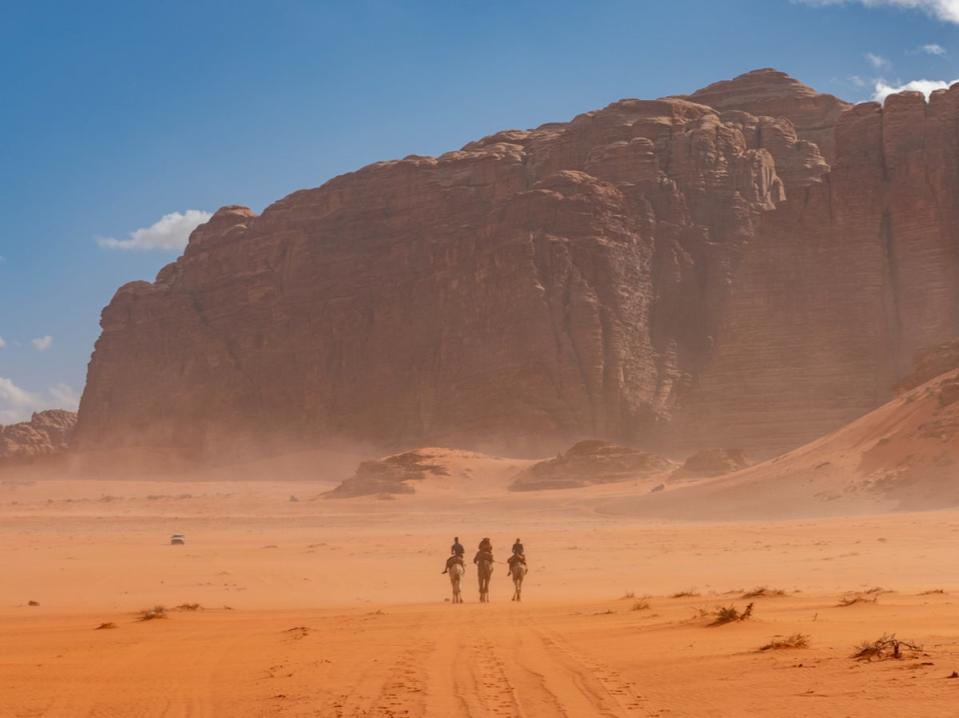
0;410;77;463
75;69;959;459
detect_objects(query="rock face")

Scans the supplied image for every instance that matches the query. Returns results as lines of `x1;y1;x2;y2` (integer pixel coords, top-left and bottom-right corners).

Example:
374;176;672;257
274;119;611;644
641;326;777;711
896;339;959;392
75;69;959;461
0;410;77;463
509;440;673;491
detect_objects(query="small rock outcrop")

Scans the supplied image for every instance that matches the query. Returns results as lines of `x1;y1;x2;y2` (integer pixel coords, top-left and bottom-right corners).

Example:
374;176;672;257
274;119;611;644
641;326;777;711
509;440;673;491
326;449;452;498
0;410;77;463
673;448;750;478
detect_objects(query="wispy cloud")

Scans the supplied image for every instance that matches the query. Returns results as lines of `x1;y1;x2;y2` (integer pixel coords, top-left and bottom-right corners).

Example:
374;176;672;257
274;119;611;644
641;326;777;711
920;42;947;54
48;383;81;410
0;378;81;425
97;209;212;252
0;336;5;350
0;377;40;424
865;52;891;69
873;77;958;101
31;336;53;351
796;0;959;24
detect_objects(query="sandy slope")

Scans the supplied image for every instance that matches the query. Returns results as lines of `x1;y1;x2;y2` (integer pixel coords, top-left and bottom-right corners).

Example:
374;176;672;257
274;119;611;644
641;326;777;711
603;368;959;520
3;475;959;716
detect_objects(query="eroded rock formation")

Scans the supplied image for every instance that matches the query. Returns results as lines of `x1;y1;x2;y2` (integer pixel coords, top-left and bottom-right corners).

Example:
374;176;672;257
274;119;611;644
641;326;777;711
0;410;77;463
510;440;673;491
75;69;959;460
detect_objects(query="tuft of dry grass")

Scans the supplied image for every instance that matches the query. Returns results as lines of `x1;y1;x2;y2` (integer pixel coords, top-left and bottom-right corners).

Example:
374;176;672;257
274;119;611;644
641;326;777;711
620;591;636;600
137;605;168;621
173;603;202;611
671;589;700;599
27;600;39;607
853;634;923;661
837;593;878;607
759;633;809;651
631;599;651;611
742;587;786;599
920;589;946;596
711;603;754;626
95;622;117;630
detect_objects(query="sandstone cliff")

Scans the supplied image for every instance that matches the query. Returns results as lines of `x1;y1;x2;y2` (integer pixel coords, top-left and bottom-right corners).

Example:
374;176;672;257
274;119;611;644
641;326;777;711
75;69;959;461
0;410;77;463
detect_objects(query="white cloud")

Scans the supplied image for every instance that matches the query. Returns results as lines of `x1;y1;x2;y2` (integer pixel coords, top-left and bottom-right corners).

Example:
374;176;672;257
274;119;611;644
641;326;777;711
920;42;947;54
0;377;41;424
97;209;212;252
0;336;5;350
48;383;81;411
797;0;959;23
873;77;958;100
849;74;869;87
866;52;891;69
0;378;81;425
31;336;53;351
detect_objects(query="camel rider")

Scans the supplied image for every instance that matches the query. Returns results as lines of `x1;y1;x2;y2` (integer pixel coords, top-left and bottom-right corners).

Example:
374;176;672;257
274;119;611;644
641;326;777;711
442;536;466;574
508;537;527;570
474;537;493;566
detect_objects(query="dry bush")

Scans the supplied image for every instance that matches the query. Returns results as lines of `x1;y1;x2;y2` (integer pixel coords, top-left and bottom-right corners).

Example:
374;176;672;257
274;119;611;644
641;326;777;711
759;633;809;651
620;591;635;599
173;603;201;611
837;594;878;607
631;599;651;611
711;602;754;626
853;634;923;661
95;622;117;630
671;589;700;599
593;609;617;616
919;589;946;596
137;605;167;621
742;587;786;599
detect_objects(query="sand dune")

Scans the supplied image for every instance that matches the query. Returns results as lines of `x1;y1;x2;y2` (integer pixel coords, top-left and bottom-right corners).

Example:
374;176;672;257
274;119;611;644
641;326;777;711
603;368;959;520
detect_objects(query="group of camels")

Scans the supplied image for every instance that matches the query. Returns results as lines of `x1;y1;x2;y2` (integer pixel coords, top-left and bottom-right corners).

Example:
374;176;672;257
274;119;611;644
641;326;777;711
448;554;526;603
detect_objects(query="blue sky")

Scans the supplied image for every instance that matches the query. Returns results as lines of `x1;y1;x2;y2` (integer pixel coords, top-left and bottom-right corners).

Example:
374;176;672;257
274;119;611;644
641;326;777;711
1;0;957;422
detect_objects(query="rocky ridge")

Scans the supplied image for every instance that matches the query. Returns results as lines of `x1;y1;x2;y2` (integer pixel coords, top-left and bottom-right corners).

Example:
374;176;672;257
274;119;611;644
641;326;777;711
74;69;959;462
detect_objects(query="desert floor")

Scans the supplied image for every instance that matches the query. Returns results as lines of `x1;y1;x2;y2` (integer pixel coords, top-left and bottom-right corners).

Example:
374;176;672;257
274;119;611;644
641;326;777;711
2;477;959;717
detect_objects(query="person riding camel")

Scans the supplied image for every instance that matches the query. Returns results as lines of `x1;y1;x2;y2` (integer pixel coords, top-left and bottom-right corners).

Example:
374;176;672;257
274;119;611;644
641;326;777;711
442;536;466;574
508;537;527;571
474;537;493;566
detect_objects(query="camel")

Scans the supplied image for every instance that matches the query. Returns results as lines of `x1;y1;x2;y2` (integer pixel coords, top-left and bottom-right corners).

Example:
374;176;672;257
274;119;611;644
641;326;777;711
509;560;527;602
448;561;465;603
475;554;493;602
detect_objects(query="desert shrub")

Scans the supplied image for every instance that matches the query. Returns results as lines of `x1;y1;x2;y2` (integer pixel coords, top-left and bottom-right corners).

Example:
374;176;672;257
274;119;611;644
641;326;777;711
711;603;754;626
137;605;167;621
173;603;201;611
742;587;786;599
631;599;651;611
853;634;922;661
671;589;700;599
95;622;117;630
837;594;878;607
759;633;809;651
